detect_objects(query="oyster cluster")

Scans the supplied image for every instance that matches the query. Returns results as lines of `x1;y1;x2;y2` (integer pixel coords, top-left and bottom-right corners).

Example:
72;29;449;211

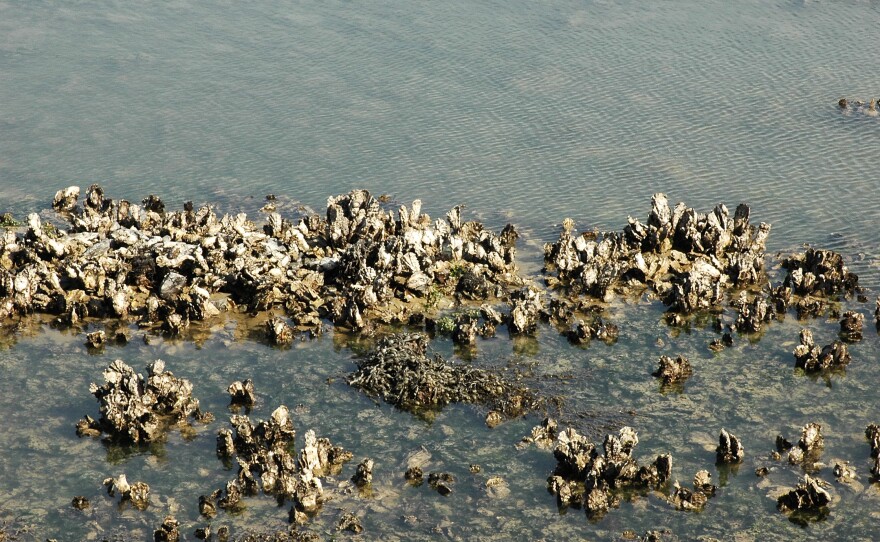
212;404;353;521
776;475;831;514
77;359;208;443
543;193;770;314
0;185;525;337
793;329;851;372
545;425;677;516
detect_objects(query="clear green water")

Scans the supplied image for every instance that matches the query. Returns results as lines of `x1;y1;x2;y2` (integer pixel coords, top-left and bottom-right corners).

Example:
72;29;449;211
1;0;880;539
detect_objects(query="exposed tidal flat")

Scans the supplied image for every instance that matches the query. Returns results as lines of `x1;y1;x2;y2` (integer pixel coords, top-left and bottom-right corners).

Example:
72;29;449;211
2;0;880;540
1;187;880;541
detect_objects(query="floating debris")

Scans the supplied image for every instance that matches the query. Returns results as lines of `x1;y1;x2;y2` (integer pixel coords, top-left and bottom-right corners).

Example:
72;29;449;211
78;359;209;443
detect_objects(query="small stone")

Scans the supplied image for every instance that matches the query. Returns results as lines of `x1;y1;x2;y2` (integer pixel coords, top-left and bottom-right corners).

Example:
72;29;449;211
71;496;90;510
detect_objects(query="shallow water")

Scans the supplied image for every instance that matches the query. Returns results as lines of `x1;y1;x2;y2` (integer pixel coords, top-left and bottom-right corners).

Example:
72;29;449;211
2;0;880;539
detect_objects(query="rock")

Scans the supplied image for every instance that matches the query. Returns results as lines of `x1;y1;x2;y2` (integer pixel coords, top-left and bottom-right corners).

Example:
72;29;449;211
485;476;509;499
652;355;692;385
732;291;774;333
451;313;479;345
548;425;673;511
544;195;769;313
266;316;293;345
519;417;559;449
71;496;90;510
405;466;424;485
782;248;858;298
198;492;218;518
787;423;824;466
833;461;856;483
776;475;831;513
865;424;880;479
670;470;715;511
5;185;528;338
85;330;106;349
507;286;543;335
566;318;620;345
212;404;349;519
485;410;503;428
716;428;744;464
708;332;733;352
456;269;490;300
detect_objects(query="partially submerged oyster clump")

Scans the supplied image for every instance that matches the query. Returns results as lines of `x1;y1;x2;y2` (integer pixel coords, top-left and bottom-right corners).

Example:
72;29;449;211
0;185;525;337
77;359;209;443
347;333;538;418
543;424;682;516
211;404;353;521
543;193;770;314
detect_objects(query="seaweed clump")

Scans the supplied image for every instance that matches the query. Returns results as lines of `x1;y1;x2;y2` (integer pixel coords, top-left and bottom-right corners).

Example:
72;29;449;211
347;333;537;418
